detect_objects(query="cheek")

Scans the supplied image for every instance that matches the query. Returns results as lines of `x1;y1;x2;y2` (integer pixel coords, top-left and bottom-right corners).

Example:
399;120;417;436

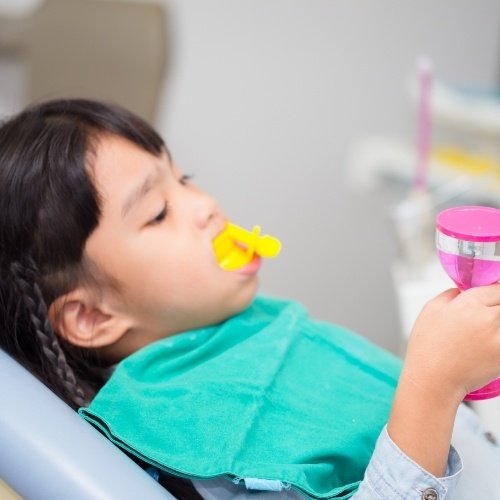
93;230;222;306
136;247;206;294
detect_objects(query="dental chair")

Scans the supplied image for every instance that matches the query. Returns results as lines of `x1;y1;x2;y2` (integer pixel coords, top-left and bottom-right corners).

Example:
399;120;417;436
0;0;168;124
0;348;173;499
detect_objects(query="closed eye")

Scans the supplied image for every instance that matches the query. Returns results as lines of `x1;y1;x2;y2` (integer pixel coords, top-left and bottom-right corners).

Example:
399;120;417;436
149;203;168;225
179;174;193;186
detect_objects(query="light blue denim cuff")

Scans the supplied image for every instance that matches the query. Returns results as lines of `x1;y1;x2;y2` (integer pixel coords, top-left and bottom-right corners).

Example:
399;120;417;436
356;425;462;499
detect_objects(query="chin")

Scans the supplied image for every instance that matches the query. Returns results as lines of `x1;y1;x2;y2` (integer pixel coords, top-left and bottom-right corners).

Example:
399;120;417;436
232;277;259;314
189;278;260;329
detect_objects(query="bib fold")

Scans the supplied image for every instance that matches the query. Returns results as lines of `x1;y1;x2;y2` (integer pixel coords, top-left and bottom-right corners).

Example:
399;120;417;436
80;296;401;499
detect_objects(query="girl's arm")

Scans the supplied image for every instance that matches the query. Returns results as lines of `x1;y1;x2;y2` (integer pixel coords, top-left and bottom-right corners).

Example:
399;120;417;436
387;370;459;478
388;285;500;477
354;285;500;499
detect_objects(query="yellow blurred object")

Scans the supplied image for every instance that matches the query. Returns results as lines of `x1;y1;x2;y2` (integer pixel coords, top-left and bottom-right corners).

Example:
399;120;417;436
433;147;500;177
213;223;281;271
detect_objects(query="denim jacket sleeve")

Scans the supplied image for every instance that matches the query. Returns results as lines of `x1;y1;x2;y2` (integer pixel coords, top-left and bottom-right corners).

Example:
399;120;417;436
353;425;463;500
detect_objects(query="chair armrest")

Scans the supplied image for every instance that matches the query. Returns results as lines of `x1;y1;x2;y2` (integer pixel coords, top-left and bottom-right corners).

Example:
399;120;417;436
0;349;172;499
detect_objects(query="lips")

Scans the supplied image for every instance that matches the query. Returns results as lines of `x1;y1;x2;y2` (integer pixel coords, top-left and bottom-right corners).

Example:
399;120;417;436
232;254;262;275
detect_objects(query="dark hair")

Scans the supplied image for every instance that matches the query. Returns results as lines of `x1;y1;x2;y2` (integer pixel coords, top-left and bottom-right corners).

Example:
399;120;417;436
0;99;165;409
0;98;204;500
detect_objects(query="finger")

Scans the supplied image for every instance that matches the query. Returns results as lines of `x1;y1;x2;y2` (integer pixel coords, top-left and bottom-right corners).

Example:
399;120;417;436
490;305;500;318
429;287;460;307
465;283;500;307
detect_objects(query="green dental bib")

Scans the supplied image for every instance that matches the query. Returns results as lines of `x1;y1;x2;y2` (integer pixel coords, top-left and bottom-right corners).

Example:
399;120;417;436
79;297;402;499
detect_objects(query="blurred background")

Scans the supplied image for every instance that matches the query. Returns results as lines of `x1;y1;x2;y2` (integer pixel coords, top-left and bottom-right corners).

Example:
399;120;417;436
1;0;500;356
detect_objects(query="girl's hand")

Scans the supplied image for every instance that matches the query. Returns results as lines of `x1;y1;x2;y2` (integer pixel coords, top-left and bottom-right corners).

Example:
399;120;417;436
387;283;500;478
403;284;500;403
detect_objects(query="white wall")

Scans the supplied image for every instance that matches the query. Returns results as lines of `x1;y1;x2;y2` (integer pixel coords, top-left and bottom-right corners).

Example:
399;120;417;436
156;0;500;351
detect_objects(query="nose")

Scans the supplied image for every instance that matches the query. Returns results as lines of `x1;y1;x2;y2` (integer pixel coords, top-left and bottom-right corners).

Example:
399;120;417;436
192;186;222;230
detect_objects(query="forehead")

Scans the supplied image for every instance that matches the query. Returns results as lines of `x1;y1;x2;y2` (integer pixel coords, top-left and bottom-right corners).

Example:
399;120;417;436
90;134;168;200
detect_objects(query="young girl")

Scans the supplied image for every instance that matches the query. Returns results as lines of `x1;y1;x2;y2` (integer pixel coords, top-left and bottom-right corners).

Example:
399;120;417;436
1;99;500;500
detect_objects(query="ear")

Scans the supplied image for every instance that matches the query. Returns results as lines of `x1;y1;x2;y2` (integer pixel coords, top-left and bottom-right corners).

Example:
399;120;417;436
48;286;131;349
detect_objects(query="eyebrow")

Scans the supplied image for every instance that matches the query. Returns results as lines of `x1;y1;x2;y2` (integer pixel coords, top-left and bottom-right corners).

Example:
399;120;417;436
121;165;162;218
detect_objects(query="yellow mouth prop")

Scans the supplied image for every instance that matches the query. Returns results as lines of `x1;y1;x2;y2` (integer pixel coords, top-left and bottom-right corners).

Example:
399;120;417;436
213;222;281;271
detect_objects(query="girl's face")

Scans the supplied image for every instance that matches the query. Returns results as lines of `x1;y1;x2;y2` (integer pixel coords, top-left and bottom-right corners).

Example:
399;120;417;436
84;134;259;354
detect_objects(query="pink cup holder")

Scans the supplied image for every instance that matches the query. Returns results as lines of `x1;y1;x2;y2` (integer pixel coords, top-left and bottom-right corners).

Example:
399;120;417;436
436;206;500;401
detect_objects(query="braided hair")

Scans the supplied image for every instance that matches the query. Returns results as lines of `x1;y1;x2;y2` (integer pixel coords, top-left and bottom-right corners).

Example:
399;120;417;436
0;99;165;409
0;99;207;500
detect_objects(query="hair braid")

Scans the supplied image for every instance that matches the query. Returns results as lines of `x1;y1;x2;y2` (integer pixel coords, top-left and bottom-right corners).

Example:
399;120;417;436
9;259;87;408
